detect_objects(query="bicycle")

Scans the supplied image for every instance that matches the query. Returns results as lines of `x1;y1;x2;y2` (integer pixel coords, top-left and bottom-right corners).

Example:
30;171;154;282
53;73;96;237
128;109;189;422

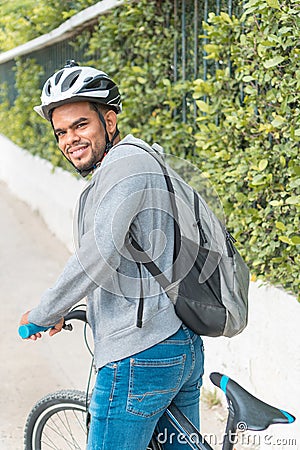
19;307;296;450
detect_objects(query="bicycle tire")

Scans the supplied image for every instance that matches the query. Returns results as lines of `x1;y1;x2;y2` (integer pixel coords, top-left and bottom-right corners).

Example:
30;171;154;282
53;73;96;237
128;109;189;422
24;389;88;450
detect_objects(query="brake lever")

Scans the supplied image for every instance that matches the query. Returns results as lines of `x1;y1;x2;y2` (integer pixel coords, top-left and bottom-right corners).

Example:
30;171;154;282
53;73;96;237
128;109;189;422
63;323;73;331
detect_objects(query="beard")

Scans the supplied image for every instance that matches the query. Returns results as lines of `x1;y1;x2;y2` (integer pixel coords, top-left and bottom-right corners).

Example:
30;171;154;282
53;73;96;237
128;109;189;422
75;150;101;170
68;142;106;172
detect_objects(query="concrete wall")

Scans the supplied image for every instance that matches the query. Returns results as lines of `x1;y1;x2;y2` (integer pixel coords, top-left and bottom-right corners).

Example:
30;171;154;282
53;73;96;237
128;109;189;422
203;282;299;449
0;134;86;252
1;134;299;448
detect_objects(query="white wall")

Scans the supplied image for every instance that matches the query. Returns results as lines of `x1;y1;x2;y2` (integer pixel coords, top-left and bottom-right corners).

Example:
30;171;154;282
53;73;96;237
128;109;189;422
1;134;299;448
0;134;86;252
203;282;300;448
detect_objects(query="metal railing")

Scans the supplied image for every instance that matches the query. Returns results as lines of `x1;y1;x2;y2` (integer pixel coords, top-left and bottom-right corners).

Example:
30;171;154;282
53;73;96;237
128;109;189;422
173;0;240;122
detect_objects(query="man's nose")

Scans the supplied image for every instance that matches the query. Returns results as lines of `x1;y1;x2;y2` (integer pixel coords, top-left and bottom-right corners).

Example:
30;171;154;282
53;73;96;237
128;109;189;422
66;128;80;145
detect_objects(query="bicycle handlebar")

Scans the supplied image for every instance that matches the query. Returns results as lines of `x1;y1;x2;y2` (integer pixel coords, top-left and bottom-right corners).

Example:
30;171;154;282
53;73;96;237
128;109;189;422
18;309;87;339
18;323;50;338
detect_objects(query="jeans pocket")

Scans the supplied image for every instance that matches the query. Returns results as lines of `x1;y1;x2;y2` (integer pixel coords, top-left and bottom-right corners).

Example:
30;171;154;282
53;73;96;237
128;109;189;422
126;354;186;418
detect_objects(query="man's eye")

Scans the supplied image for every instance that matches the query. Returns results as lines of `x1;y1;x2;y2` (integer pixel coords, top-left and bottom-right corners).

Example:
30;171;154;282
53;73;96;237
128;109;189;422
77;122;87;128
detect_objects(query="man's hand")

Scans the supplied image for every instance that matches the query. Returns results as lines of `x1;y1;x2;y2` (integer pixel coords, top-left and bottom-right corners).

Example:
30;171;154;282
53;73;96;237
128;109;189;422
19;311;64;340
48;318;64;337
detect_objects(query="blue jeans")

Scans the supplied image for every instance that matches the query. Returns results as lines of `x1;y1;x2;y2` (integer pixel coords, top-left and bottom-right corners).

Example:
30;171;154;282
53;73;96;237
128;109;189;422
87;325;204;449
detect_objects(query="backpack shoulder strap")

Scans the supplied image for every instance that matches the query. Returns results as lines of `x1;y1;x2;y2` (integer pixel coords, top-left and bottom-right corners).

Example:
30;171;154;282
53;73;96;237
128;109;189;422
126;236;170;290
115;141;181;264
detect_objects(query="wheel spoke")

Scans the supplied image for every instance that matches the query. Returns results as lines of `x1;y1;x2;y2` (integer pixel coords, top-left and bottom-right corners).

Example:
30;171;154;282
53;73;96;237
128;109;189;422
41;410;86;449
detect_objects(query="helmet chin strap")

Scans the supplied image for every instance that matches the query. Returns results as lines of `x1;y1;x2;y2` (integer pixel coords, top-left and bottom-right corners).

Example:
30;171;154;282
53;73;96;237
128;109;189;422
51;108;119;178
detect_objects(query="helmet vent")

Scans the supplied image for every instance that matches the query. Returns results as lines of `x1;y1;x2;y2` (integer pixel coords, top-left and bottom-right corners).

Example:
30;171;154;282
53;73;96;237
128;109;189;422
45;80;52;97
61;70;82;92
55;70;64;85
79;76;113;95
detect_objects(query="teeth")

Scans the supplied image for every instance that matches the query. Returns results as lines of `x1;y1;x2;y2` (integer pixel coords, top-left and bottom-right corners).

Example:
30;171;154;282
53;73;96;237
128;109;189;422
72;147;86;157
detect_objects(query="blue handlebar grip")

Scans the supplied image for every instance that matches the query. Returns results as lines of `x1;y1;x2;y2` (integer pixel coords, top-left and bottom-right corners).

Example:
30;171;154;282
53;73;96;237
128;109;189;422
18;323;51;339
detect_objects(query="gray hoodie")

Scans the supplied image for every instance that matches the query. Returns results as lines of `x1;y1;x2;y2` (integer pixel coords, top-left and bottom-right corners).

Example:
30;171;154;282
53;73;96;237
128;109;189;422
28;135;181;369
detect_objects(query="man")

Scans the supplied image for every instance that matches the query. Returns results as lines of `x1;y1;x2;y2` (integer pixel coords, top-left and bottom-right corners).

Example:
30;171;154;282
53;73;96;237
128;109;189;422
20;61;204;449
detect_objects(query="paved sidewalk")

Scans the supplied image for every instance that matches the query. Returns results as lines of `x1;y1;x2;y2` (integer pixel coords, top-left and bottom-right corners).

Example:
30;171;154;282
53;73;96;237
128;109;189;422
0;181;91;449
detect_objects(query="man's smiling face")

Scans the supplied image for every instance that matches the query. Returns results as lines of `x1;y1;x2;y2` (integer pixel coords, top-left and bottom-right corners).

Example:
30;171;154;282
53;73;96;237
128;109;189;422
52;101;106;172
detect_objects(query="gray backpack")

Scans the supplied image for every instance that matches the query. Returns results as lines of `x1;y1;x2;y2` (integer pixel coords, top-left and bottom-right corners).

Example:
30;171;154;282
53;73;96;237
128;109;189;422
125;142;250;338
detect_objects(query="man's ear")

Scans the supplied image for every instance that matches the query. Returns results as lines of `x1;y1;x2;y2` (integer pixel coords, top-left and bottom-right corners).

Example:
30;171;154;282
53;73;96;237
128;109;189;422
104;110;118;139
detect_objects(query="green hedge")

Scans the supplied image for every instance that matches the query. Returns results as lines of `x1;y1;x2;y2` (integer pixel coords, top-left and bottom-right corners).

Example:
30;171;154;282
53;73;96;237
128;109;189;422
0;0;299;299
192;0;300;299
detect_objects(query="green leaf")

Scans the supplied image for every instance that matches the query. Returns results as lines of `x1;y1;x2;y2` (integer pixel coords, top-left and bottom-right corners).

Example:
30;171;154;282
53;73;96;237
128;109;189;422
280;156;286;167
131;66;145;74
278;236;291;244
291;236;300;245
243;75;256;82
258;159;268;171
270;200;283;206
204;44;219;54
263;56;284;69
293;166;300;176
251;174;265;185
285;196;300;205
235;192;248;202
196;100;212;114
162;78;171;87
260;40;276;48
257;44;267;58
275;221;286;231
220;12;232;23
266;0;280;9
272;257;283;263
271;115;285;127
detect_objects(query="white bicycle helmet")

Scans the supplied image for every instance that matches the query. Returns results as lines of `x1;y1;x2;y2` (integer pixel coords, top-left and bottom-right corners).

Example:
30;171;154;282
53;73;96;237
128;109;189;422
34;61;122;121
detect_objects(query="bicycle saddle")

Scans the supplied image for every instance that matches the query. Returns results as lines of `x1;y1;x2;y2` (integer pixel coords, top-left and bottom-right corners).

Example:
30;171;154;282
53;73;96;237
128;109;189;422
210;372;295;431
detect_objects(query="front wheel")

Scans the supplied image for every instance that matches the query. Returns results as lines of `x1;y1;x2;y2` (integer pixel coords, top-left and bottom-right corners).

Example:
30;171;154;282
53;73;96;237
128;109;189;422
24;390;89;450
